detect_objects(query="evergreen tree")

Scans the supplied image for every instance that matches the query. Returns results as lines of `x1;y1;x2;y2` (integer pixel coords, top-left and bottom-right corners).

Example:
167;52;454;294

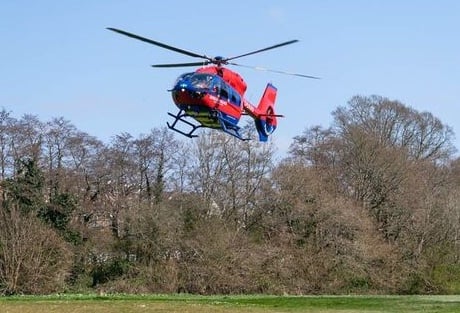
2;158;45;214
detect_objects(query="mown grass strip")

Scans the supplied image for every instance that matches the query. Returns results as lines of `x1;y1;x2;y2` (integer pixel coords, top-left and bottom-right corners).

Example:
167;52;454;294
1;294;460;312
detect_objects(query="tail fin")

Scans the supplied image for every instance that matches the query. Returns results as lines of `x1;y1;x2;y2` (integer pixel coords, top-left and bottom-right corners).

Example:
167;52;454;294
255;83;279;142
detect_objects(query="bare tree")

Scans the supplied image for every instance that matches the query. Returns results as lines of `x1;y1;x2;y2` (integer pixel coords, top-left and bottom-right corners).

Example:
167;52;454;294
9;114;44;169
42;117;81;200
66;131;105;200
0;109;16;181
0;206;71;294
188;126;275;228
145;127;179;204
333;95;456;162
188;131;227;212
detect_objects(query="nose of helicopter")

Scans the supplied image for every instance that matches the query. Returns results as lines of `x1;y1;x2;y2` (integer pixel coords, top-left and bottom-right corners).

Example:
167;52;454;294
171;85;205;107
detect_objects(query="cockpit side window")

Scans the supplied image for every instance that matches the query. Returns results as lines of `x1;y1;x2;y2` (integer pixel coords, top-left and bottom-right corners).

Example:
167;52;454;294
219;85;229;100
230;90;241;106
211;76;241;106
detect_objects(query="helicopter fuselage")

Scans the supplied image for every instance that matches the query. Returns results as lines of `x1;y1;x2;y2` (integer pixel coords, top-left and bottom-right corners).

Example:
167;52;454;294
106;27;311;141
167;66;278;140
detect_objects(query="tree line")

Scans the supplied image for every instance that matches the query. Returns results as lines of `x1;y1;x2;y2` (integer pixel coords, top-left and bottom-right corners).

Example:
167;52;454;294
0;95;459;295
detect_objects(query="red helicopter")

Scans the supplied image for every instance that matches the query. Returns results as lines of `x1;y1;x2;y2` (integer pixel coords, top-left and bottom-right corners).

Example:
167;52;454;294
107;28;319;141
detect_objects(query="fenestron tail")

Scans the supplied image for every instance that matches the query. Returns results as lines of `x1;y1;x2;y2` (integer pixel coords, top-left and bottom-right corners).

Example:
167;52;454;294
255;83;280;141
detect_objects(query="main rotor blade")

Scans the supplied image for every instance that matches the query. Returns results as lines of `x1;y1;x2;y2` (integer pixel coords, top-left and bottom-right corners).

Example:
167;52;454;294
226;40;299;61
152;61;210;68
107;27;210;60
229;62;321;79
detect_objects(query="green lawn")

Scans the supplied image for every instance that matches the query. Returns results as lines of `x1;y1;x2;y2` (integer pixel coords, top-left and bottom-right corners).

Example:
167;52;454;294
1;294;460;312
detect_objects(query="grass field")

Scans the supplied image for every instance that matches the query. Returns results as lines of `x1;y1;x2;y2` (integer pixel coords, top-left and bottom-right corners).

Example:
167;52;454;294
1;294;460;312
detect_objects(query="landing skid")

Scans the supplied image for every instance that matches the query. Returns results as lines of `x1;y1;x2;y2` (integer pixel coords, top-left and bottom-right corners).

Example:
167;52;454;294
167;109;249;141
166;110;203;138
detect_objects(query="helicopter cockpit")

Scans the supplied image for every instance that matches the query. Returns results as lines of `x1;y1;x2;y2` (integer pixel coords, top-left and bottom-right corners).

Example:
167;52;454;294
172;72;242;107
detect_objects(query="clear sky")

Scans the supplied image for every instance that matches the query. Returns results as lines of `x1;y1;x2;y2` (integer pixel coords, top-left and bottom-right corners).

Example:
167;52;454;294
1;1;459;155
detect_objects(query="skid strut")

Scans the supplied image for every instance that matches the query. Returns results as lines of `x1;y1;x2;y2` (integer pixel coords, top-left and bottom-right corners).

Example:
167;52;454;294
166;110;203;138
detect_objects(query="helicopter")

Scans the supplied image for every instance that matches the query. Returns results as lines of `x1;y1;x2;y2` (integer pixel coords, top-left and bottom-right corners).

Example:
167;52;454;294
107;27;319;141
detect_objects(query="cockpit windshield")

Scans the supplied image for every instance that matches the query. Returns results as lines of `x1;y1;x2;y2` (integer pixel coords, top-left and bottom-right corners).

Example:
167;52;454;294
173;73;215;90
173;72;193;86
189;73;214;89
